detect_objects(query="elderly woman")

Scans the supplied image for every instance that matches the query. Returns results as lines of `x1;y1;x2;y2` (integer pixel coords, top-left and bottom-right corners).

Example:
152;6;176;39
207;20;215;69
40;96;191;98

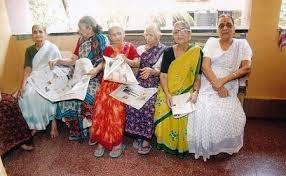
1;91;33;155
154;21;202;156
125;24;166;155
91;23;139;158
187;14;252;161
49;16;107;142
18;24;62;138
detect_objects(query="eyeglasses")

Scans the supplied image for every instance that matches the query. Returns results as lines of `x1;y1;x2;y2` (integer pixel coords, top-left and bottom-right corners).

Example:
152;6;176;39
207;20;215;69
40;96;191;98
218;22;233;29
173;28;190;35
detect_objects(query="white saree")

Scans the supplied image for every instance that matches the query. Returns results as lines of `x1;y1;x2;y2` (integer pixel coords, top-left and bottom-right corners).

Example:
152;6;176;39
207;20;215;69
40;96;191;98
19;40;62;130
187;37;252;161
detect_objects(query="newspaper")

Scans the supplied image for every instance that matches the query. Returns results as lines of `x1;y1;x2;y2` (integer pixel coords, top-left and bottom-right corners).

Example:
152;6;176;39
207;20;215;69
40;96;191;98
171;92;195;118
110;84;157;110
103;55;138;84
27;58;93;102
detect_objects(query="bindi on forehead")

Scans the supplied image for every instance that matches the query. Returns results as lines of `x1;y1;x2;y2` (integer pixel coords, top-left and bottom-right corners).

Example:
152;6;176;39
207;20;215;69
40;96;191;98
219;17;233;23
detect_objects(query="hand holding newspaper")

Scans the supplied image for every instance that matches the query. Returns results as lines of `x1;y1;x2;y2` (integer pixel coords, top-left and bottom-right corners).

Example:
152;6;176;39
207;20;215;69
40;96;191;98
55;58;93;101
110;84;157;110
28;58;93;102
171;92;195;118
103;55;138;84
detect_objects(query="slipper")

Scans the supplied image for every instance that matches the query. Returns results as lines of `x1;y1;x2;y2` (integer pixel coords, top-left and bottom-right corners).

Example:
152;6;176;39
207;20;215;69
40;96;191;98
132;139;143;149
138;145;152;155
68;135;81;141
88;139;97;146
20;144;34;151
94;147;105;157
109;144;126;158
31;130;37;137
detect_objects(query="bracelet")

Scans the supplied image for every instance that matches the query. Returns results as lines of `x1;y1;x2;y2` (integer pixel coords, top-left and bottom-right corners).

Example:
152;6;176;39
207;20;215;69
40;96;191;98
232;72;237;76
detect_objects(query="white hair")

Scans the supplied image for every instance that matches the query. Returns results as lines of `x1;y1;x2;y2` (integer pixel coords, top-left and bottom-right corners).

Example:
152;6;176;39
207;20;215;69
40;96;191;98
107;22;124;34
145;23;161;36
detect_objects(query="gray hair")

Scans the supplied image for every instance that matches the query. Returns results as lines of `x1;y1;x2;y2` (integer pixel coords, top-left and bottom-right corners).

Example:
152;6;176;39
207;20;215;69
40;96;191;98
78;16;102;34
145;23;161;36
107;22;124;34
173;20;191;32
218;14;235;25
32;24;47;33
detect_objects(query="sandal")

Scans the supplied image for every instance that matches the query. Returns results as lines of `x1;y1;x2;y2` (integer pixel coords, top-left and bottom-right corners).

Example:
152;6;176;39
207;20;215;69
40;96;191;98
138;144;152;155
88;139;97;146
132;139;143;149
68;135;81;141
31;130;37;137
94;146;105;157
20;144;34;151
109;144;126;158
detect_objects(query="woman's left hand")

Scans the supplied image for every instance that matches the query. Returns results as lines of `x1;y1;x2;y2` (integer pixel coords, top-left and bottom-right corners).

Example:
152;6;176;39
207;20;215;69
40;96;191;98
166;93;173;108
85;68;99;79
188;91;198;103
12;91;19;98
139;67;153;79
120;54;128;62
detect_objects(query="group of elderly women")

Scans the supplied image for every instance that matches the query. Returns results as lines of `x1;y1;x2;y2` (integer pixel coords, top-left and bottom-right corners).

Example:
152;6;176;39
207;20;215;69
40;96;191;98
0;14;252;161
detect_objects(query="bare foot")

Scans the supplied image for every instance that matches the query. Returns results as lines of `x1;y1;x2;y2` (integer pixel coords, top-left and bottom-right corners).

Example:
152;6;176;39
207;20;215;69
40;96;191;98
21;144;34;151
50;120;59;139
31;130;37;136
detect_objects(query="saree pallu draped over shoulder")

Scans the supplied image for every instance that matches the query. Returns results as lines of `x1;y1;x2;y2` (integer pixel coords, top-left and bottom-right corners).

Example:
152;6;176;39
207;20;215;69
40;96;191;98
91;42;138;150
55;34;107;139
19;40;61;130
154;45;202;155
125;43;166;140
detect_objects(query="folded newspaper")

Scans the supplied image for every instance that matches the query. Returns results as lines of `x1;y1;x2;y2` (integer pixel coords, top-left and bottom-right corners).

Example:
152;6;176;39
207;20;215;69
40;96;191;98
171;92;195;118
110;84;157;110
27;58;93;102
103;55;138;84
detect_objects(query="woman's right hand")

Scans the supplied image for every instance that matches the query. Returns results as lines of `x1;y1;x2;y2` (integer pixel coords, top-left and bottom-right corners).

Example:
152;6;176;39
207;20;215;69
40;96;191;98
48;58;59;70
18;88;24;98
139;67;153;79
16;88;25;98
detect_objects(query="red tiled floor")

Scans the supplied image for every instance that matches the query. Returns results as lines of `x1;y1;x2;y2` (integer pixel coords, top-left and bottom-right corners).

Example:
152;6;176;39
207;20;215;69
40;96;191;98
2;119;286;176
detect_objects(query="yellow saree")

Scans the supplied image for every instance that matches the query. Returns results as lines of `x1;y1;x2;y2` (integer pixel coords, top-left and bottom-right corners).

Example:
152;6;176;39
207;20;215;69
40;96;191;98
154;45;202;155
